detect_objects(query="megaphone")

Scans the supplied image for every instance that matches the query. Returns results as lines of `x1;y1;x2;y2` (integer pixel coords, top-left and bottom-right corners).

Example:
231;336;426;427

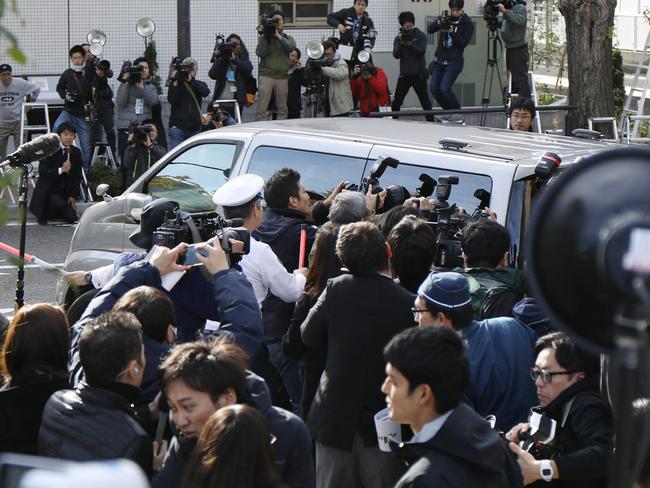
136;18;156;38
87;30;106;46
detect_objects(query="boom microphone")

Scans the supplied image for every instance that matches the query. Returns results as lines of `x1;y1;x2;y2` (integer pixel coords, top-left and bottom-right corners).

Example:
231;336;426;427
0;133;61;169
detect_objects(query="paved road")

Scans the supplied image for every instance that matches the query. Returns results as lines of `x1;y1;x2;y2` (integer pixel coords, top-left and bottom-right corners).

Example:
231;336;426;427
0;221;76;316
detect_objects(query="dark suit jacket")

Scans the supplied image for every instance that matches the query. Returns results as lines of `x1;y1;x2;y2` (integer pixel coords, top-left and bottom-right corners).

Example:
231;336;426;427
301;273;415;450
29;146;82;221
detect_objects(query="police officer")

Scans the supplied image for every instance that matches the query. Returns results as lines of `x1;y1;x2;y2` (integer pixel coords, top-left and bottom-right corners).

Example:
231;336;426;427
212;173;308;308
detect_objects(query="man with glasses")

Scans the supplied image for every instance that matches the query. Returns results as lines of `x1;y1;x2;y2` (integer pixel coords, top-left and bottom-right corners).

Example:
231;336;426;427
415;271;537;431
509;96;536;132
507;332;613;487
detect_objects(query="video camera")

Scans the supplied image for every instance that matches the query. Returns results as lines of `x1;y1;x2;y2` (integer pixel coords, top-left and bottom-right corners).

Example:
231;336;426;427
483;0;512;30
436;10;452;31
399;26;415;42
258;14;278;37
120;60;144;85
518;409;559;459
171;57;193;82
211;34;237;63
128;122;152;145
152;207;251;261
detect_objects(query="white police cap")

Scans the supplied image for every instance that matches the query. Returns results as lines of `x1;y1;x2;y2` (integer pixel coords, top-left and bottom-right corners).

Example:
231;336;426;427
212;173;265;207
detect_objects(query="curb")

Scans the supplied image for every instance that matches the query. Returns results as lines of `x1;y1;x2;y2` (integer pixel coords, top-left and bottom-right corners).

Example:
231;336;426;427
4;201;96;222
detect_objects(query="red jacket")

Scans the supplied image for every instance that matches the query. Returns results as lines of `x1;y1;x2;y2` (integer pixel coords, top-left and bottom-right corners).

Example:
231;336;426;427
350;67;390;116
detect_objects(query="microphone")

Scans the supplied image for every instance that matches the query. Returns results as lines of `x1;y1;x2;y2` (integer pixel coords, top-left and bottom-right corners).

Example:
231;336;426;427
0;133;61;170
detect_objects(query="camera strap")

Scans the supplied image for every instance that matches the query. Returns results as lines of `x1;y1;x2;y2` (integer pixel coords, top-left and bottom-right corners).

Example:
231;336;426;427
182;81;204;124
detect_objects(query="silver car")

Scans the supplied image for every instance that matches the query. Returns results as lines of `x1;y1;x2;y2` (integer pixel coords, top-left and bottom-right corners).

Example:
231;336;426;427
56;118;613;306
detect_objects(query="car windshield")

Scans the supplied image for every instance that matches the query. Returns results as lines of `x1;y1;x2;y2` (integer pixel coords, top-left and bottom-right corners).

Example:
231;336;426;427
247;146;368;198
146;143;237;212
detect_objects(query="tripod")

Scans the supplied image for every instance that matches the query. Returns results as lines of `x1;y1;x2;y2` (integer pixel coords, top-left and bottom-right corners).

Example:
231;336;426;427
305;83;326;118
480;28;507;126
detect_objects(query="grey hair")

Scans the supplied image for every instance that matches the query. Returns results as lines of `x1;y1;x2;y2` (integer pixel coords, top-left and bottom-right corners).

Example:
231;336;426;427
328;191;370;224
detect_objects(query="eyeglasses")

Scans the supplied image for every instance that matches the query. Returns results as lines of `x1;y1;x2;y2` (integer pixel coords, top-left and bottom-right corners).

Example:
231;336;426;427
411;307;429;320
529;368;575;384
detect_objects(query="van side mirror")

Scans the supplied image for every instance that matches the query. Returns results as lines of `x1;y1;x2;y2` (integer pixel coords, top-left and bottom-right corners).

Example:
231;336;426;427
96;184;112;202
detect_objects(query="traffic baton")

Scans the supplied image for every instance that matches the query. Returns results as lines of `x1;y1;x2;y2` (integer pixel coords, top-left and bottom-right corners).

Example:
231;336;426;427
298;224;307;268
0;241;67;276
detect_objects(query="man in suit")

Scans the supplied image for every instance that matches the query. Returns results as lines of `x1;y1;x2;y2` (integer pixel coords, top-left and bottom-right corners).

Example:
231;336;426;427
301;221;415;488
29;122;82;224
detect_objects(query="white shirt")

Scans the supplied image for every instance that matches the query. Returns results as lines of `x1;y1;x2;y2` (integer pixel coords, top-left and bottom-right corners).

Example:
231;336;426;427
239;237;306;307
409;409;453;444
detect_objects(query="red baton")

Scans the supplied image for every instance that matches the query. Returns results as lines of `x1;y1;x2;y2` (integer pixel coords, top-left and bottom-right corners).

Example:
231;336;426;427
298;224;307;268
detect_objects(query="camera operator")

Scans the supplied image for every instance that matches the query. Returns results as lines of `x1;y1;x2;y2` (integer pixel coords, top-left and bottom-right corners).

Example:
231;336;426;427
497;0;530;98
507;332;613;487
122;123;166;188
255;10;296;121
83;47;117;158
167;57;210;148
327;0;375;64
208;33;254;117
116;58;159;162
321;40;354;117
392;11;434;122
349;54;390;116
53;45;95;169
201;101;238;130
427;0;474;118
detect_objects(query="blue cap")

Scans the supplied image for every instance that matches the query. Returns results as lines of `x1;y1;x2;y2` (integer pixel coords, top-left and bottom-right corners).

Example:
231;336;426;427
418;272;471;310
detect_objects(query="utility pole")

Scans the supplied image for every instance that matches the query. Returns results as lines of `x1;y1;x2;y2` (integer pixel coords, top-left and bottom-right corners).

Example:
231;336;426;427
177;0;190;58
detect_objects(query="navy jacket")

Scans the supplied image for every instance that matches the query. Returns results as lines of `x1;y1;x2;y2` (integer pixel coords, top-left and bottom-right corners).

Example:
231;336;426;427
208;54;254;107
393;28;429;79
69;260;265;388
427;13;474;63
462;317;538;431
254;208;317;342
153;371;315;488
167;78;210;132
393;403;523;487
56;65;95;117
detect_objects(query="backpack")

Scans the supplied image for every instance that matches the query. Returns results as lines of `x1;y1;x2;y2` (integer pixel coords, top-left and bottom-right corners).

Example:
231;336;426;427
465;271;521;320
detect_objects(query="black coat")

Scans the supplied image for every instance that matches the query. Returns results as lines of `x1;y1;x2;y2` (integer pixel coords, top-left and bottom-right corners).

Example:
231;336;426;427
393;403;523;487
393;28;429;79
167;78;210;132
254;208;318;342
282;291;327;418
0;376;69;455
529;377;613;488
29;146;82;221
56;65;95;117
301;273;415;450
122;142;167;188
327;7;376;54
91;73;114;111
39;381;153;476
208;54;254;107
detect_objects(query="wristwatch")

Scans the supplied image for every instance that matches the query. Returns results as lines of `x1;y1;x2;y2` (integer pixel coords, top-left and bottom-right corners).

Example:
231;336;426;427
84;271;93;285
540;460;554;482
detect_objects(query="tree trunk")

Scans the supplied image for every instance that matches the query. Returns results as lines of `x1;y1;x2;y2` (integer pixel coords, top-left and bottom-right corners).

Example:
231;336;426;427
557;0;617;132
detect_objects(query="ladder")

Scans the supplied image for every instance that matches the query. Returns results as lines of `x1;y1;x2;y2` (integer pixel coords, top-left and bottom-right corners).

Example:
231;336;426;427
506;71;543;133
0;100;48;204
619;31;650;141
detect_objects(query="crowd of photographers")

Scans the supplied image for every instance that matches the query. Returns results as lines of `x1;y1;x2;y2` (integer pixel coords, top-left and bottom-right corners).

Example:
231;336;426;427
4;158;650;487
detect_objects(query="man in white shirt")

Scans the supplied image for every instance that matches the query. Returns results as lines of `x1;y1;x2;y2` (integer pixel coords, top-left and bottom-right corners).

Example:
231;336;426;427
212;173;307;307
0;64;40;158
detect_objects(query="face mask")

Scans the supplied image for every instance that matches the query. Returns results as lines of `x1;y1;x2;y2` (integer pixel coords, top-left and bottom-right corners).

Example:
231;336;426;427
71;64;84;72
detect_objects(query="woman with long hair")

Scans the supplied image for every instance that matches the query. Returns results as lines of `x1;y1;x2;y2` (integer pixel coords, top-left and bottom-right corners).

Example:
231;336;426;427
282;223;344;418
183;404;283;488
0;303;70;454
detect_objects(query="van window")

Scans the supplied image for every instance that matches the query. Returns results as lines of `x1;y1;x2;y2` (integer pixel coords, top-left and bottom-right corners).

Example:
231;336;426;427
363;161;493;214
147;143;237;212
248;146;367;198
